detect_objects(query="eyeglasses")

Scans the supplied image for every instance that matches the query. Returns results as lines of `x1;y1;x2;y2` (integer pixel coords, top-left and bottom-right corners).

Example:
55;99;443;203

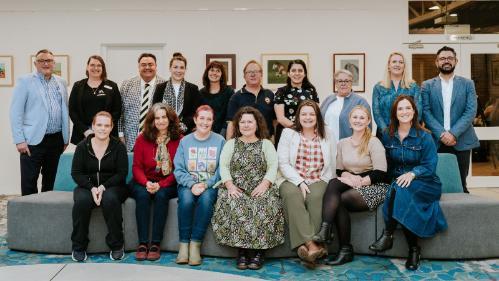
245;70;261;75
36;59;54;64
336;80;352;84
438;56;456;62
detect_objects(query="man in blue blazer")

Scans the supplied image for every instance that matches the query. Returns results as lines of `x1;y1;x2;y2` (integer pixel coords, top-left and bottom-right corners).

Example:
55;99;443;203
10;49;69;196
422;46;479;193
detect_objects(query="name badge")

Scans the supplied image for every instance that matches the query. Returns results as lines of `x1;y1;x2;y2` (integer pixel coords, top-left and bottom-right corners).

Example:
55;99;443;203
104;85;113;90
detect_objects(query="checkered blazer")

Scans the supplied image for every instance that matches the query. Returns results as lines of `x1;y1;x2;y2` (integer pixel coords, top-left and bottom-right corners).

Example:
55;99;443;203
118;75;166;151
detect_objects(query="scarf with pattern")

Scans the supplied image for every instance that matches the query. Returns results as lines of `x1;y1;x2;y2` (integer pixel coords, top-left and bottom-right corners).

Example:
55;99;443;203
155;134;172;176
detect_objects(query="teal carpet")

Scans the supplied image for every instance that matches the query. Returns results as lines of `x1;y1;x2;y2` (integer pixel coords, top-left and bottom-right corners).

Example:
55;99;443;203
1;237;497;280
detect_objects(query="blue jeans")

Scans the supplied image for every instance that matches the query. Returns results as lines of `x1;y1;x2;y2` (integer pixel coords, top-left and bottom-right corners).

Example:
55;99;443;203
177;185;218;242
131;182;177;244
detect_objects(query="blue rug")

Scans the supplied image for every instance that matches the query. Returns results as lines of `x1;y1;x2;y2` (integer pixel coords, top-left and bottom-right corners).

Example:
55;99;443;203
1;237;497;280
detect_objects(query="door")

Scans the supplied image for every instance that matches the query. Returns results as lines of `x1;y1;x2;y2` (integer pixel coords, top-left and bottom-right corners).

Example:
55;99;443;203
407;43;499;189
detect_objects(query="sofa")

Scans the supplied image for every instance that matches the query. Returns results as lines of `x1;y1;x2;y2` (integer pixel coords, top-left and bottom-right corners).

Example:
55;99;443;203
7;153;499;259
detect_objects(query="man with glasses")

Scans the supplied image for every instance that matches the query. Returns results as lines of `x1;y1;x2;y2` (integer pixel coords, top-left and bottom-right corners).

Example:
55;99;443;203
226;60;276;139
10;49;70;196
118;53;165;151
422;46;479;193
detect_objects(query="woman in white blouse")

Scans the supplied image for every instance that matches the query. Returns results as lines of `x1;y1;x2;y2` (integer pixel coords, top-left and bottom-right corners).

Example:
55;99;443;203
277;100;336;268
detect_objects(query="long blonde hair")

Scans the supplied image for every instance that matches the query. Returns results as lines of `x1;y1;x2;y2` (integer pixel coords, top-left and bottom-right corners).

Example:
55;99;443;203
380;52;415;89
349;105;372;156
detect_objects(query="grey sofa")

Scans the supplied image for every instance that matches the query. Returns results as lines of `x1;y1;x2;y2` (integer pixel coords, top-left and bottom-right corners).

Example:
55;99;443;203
7;153;499;259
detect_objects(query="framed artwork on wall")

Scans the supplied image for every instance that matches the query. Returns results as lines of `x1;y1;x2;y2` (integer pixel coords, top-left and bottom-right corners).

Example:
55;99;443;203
333;53;365;92
0;56;14;86
206;54;236;89
31;55;70;84
261;53;309;90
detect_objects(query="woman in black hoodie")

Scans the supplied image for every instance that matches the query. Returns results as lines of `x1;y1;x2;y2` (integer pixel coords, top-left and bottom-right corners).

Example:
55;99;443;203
71;111;128;262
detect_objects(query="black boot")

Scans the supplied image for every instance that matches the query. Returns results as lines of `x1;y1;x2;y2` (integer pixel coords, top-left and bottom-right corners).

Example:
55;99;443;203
369;230;393;252
405;246;421;271
326;244;353;266
312;222;334;244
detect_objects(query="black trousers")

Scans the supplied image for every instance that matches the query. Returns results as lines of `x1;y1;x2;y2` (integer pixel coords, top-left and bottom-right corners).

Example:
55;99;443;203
438;145;471;193
19;132;64;196
71;186;129;251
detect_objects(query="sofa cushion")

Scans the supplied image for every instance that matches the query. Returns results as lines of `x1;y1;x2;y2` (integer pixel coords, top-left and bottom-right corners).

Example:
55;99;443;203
437;153;463;193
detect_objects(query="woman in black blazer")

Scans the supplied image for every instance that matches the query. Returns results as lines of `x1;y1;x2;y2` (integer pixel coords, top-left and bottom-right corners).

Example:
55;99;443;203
152;52;201;133
69;55;121;145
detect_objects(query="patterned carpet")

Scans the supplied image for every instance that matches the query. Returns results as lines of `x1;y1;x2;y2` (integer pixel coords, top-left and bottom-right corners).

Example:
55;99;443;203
0;237;497;281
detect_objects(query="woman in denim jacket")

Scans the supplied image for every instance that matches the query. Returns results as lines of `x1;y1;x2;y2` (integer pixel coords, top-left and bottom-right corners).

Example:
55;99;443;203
369;95;447;271
372;52;421;138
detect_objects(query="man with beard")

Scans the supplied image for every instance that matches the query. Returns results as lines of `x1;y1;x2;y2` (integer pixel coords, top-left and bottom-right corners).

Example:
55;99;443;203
422;46;479;193
118;53;166;151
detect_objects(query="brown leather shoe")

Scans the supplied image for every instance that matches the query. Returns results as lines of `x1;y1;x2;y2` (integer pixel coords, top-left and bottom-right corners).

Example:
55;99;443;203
135;244;148;261
147;245;161;261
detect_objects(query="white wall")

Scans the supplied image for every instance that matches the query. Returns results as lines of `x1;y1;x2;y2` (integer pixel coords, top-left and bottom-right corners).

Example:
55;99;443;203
0;1;411;194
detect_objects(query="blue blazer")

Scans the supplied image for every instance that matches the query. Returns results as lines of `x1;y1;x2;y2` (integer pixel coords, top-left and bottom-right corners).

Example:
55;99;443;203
10;73;70;145
421;75;479;151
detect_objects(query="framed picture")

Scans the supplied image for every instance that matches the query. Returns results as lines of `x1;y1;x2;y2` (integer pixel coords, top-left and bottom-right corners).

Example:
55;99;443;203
0;56;14;86
206;54;236;89
333;53;365;92
492;60;499;86
31;55;70;83
261;53;309;90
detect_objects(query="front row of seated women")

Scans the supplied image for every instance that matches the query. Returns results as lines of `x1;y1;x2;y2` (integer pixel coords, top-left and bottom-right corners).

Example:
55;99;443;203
71;95;447;271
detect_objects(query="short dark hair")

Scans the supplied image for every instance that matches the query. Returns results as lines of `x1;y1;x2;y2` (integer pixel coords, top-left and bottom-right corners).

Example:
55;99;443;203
35;49;53;57
232;106;269;140
202;61;227;90
86;55;107;80
436;46;457;57
142;103;182;141
138;53;157;63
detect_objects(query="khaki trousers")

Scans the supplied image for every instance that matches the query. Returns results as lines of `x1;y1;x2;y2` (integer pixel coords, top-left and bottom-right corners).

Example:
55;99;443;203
279;180;327;249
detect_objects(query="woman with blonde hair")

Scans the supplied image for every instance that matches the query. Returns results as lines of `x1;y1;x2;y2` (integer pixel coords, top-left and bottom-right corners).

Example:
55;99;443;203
372;52;421;137
313;105;389;265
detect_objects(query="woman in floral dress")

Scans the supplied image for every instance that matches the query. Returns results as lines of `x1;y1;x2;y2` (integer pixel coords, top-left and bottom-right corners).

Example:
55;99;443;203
212;106;284;270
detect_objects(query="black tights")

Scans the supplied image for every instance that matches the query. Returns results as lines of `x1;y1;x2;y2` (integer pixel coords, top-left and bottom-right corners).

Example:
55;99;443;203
322;179;369;246
384;188;419;248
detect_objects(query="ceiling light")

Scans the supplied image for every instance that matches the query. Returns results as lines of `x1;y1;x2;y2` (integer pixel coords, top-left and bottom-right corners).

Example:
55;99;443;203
233;8;248;11
450;13;457;16
429;5;440;10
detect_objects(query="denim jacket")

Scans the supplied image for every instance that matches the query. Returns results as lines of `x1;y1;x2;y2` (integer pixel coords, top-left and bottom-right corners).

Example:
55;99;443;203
372;81;421;131
381;128;438;181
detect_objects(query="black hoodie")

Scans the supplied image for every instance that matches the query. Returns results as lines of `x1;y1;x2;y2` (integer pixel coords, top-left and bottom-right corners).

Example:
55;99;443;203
71;135;128;190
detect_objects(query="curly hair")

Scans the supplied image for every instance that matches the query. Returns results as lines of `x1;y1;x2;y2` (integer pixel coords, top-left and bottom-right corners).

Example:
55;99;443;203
232;106;269;140
202;60;227;91
142;103;182;141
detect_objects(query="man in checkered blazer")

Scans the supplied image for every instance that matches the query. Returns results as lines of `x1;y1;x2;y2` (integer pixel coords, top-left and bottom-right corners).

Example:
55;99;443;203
118;53;165;151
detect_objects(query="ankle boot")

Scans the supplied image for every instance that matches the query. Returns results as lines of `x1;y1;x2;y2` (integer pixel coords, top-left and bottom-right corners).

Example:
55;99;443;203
312;222;334;244
369;230;393;252
176;242;189;264
405;246;421;270
188;241;202;266
326;244;353;266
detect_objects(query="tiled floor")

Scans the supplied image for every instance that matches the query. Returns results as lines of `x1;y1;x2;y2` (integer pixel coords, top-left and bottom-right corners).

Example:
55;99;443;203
1;191;498;280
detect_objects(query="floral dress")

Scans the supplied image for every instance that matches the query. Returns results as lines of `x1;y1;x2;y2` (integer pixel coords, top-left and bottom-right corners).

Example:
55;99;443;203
211;139;285;249
274;86;319;146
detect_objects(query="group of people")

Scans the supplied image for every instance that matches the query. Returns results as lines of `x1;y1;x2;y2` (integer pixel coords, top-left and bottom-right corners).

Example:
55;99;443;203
9;45;478;271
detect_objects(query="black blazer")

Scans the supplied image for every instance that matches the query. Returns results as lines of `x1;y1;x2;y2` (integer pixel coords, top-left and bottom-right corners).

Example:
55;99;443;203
152;81;201;133
69;78;122;145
